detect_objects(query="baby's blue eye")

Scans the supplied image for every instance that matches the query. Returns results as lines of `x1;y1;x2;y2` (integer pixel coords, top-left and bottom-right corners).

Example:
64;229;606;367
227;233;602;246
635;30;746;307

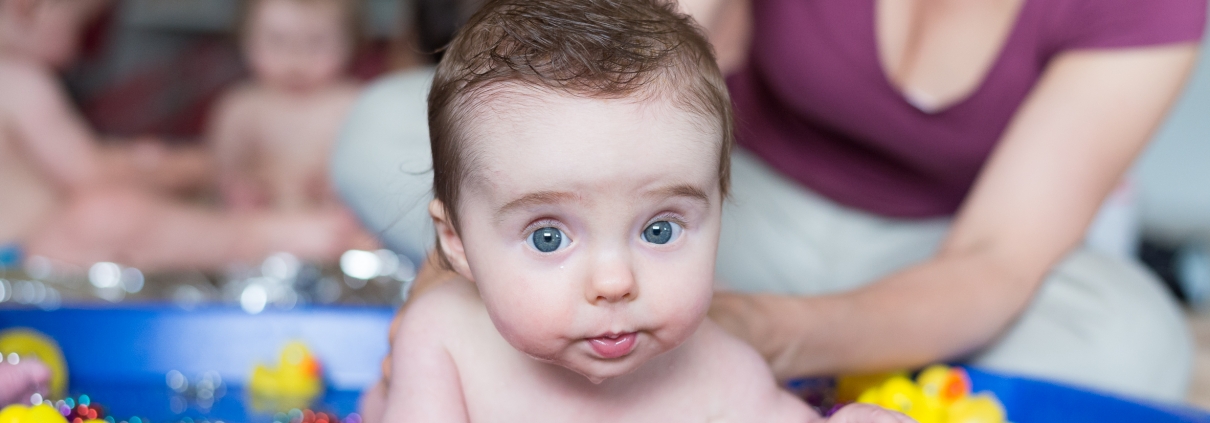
528;227;568;253
641;221;681;245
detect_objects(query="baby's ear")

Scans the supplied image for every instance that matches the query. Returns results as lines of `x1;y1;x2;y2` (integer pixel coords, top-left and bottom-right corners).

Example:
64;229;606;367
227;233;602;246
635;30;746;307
429;199;473;281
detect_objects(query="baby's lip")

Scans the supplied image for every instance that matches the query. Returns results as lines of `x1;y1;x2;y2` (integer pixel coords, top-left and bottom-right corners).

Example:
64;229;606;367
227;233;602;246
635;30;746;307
586;332;638;359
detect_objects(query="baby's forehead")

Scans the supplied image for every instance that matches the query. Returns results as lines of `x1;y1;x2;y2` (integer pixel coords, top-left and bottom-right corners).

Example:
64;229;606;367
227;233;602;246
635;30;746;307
454;87;723;195
460;85;721;147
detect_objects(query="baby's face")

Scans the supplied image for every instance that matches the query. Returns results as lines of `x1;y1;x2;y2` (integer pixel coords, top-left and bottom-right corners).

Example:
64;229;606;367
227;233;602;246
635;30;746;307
448;91;723;383
243;0;351;92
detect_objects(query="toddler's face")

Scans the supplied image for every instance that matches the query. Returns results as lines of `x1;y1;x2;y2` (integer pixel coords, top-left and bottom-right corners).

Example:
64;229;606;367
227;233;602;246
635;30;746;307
243;0;351;92
444;91;723;383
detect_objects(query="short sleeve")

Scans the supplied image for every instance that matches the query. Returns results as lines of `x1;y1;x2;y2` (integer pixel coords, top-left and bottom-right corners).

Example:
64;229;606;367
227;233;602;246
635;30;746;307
1053;0;1206;51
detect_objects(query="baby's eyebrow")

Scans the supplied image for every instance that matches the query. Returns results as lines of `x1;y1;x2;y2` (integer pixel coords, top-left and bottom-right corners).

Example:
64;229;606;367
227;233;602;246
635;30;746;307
648;184;711;205
495;190;581;220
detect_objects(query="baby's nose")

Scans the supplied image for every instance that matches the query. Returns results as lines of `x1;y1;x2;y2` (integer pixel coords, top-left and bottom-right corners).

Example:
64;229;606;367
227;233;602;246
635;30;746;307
585;257;637;304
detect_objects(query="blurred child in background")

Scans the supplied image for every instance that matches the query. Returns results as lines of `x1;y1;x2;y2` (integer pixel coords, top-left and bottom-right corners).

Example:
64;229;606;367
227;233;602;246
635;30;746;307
209;0;363;212
0;0;359;270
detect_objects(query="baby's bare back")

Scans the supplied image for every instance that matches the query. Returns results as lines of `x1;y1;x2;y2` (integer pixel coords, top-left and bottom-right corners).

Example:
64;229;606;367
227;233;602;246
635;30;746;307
390;279;817;423
210;82;360;211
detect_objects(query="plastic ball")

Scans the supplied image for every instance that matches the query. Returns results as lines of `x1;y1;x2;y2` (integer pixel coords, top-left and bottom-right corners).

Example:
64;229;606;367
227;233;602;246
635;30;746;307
0;404;70;423
0;405;29;423
26;404;66;423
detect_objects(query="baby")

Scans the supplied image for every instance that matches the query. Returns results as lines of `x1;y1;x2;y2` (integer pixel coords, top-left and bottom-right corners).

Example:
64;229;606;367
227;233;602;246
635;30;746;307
0;0;357;270
208;0;363;211
376;0;910;421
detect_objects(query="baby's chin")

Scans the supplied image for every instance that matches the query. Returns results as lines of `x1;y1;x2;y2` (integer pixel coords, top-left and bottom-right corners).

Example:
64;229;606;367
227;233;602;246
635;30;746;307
523;334;672;385
561;352;649;385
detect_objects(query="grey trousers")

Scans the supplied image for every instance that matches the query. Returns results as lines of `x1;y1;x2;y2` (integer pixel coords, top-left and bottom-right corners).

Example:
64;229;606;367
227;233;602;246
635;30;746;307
716;149;1193;402
331;69;1193;403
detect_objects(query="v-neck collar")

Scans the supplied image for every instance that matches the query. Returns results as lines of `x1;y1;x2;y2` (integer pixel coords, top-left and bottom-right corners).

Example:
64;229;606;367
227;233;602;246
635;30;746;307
867;0;1032;115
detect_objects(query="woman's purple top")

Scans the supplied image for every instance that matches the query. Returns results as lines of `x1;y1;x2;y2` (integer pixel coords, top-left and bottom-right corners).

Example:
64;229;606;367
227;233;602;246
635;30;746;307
728;0;1206;218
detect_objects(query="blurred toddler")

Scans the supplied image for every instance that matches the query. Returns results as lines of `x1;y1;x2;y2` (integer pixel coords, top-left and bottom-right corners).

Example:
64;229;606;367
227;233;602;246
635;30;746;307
209;0;364;211
0;0;359;270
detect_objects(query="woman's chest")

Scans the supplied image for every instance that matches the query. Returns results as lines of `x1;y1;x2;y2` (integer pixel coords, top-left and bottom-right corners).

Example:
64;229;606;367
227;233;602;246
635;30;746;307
742;0;1053;160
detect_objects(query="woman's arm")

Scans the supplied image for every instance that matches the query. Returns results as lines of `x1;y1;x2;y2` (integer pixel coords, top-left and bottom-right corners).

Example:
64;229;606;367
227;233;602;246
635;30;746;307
710;43;1199;378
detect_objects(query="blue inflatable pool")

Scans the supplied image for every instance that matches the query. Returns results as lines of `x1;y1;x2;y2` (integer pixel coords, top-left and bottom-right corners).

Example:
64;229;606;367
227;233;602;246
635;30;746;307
1;307;1207;423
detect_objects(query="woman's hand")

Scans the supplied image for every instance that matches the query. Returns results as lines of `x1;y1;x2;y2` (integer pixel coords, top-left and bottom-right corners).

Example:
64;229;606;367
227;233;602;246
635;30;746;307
709;291;787;361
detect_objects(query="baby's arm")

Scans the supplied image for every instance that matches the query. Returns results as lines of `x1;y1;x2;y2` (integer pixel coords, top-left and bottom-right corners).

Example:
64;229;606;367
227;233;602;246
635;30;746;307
206;89;264;210
381;282;472;422
6;64;105;192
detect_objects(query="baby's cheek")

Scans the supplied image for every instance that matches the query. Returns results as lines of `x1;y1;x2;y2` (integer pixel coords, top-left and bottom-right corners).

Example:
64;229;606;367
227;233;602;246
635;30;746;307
486;304;571;360
644;269;713;345
485;291;579;360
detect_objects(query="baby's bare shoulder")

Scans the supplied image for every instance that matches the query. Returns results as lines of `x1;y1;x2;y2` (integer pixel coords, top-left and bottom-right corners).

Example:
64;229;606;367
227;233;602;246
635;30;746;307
693;321;818;423
393;278;486;343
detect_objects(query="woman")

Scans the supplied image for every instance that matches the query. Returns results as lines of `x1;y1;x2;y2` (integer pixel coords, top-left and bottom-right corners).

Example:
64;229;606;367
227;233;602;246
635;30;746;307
688;0;1203;401
334;0;1204;401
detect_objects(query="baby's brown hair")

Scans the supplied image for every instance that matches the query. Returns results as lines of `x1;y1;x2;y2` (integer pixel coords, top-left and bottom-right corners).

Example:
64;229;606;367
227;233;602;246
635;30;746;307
428;0;734;247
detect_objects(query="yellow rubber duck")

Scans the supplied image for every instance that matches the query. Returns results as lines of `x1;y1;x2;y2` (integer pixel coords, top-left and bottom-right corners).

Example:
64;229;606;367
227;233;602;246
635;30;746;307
836;371;908;403
853;365;1007;423
857;375;944;423
249;341;323;404
948;394;1007;423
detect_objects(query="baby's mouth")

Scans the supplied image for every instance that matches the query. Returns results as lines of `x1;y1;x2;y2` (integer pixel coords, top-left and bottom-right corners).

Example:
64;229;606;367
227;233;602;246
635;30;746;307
586;332;638;359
